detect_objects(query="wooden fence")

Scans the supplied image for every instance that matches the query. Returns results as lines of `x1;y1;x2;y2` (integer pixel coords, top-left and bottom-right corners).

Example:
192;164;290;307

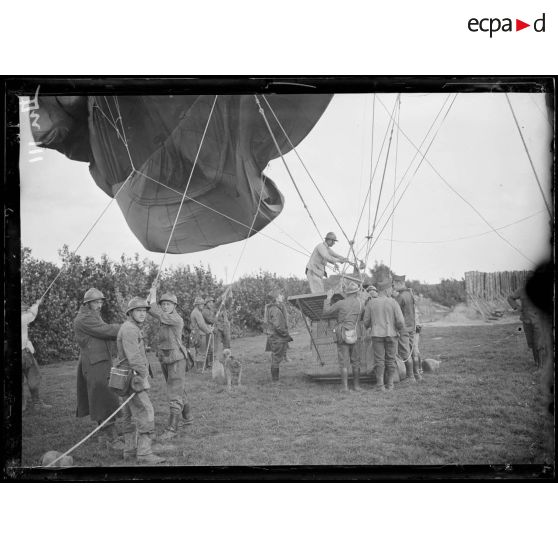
464;270;530;320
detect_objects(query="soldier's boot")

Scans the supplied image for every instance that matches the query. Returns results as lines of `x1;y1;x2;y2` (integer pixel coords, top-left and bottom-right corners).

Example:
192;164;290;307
159;411;180;441
137;433;166;464
340;367;349;392
353;367;362;391
122;432;137;461
413;356;424;382
181;402;193;426
375;367;386;392
271;366;280;382
401;360;417;384
99;423;125;451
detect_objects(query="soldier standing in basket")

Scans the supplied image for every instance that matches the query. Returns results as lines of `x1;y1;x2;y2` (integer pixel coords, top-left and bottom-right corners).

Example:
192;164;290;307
147;285;192;441
393;274;424;383
190;296;214;372
363;277;406;392
117;296;165;464
322;280;365;392
265;288;293;382
306;232;350;293
73;288;123;450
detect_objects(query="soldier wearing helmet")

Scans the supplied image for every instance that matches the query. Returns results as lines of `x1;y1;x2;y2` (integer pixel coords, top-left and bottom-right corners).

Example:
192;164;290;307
306;232;350;293
73;287;123;450
190;295;214;372
322;280;365;392
146;284;192;440
116;296;165;464
264;287;292;382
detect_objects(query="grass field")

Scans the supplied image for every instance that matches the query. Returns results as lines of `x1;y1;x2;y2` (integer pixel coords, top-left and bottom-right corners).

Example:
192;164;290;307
21;321;553;468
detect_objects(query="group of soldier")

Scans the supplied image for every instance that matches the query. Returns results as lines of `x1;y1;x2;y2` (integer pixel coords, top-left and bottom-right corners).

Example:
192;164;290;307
22;286;232;464
302;231;423;392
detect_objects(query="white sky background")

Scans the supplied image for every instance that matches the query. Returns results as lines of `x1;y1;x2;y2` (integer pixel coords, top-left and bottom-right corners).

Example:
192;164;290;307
19;91;552;284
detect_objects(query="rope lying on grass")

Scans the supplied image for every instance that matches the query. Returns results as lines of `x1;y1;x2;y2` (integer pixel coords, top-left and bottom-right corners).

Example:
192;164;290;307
43;393;135;468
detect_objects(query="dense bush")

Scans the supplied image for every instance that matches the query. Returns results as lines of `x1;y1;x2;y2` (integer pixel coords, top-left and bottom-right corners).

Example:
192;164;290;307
21;248;308;364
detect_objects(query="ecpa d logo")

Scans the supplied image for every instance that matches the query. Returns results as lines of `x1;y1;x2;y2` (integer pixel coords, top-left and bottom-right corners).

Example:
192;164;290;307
468;13;545;37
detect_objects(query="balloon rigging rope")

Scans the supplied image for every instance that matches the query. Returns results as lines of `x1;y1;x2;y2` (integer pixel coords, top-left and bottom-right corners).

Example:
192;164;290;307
254;95;323;242
389;97;401;268
371;95;535;265
40;170;136;299
365;95;459;262
154;95;218;284
358;93;454;262
260;95;352;246
202;172;268;373
505;93;552;218
349;96;400;264
40;393;136;468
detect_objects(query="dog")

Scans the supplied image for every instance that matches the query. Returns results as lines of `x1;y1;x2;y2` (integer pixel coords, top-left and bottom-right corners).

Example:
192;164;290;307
223;348;243;390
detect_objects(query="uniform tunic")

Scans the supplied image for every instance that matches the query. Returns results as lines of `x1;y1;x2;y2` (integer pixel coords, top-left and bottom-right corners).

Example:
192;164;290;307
322;295;364;371
363;296;405;388
266;303;292;366
190;306;212;363
116;318;154;434
73;306;120;422
306;242;345;293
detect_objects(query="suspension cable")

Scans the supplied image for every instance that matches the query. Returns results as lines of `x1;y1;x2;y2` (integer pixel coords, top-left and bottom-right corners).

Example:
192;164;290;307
254;95;322;241
261;95;351;245
369;95;535;265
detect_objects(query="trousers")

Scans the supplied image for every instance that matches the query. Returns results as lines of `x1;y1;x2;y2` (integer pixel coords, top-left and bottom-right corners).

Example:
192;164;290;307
397;328;415;361
160;358;187;413
22;348;41;402
336;342;361;371
306;270;325;293
269;338;288;366
372;336;398;387
120;391;155;435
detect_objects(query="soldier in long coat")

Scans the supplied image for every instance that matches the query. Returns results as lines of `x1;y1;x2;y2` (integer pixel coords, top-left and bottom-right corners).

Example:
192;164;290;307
73;287;122;449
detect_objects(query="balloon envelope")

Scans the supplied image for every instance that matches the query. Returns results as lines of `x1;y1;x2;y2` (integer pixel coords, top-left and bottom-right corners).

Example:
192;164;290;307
31;94;332;253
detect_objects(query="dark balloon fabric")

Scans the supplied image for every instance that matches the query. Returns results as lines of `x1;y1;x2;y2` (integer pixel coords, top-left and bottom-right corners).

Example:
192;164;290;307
30;94;332;253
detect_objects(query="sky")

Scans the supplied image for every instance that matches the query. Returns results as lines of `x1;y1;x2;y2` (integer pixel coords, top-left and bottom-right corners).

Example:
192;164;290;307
19;91;552;285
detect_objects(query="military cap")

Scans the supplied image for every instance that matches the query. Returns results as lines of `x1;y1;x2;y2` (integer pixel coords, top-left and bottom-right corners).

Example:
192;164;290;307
194;296;205;305
126;297;150;314
392;274;406;282
158;292;178;305
325;232;338;242
83;288;105;303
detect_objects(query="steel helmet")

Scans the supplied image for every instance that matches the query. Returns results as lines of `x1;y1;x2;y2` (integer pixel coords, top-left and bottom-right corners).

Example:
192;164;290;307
343;281;360;294
158;292;178;305
194;296;205;305
325;232;338;242
126;297;150;314
83;288;105;304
